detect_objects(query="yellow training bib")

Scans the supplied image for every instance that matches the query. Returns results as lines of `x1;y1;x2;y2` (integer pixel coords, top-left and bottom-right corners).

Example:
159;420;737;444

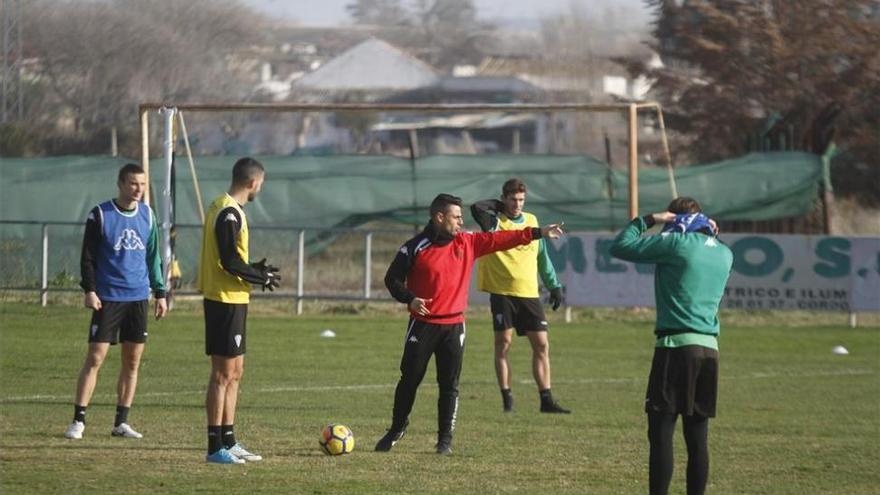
197;194;251;303
476;212;540;297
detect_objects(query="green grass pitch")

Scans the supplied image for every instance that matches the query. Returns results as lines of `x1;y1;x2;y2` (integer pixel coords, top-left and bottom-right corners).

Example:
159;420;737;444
1;303;878;494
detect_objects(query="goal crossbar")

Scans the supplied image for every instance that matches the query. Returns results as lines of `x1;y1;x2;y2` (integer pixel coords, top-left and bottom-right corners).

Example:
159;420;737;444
139;101;661;113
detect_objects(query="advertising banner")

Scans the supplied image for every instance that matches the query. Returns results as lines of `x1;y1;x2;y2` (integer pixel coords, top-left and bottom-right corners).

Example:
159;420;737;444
543;234;880;312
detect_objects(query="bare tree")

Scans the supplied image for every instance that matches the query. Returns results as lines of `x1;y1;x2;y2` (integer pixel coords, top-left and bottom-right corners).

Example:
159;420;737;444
410;0;494;68
346;0;411;26
533;4;652;158
347;0;495;69
23;0;266;138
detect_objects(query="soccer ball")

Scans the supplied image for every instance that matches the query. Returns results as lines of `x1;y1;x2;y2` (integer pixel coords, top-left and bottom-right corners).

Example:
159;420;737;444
319;424;355;456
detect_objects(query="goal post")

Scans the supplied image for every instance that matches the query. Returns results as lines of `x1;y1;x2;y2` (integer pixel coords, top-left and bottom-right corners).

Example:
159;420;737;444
139;101;672;213
138;100;673;290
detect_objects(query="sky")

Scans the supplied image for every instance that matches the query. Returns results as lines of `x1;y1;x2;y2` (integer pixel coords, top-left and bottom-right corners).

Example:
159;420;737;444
242;0;652;29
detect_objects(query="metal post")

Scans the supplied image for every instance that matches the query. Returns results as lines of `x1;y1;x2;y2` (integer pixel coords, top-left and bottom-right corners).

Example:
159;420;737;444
159;107;176;284
40;224;48;306
461;130;477;154
177;111;205;224
564;305;572;324
407;129;419;232
111;126;118;157
364;232;372;299
140;108;150;205
656;106;678;199
848;312;857;329
820;143;837;235
628;103;639;219
296;229;305;315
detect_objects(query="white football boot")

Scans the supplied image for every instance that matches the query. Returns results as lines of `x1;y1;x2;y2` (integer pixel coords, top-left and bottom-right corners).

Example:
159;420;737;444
111;423;143;439
64;421;85;439
227;443;262;462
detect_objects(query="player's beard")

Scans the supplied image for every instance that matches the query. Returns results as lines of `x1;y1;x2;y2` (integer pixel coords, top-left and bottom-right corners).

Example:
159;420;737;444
443;222;459;239
248;191;258;202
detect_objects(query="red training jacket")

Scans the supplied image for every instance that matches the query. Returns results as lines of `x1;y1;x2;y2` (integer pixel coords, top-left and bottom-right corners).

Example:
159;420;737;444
385;225;537;324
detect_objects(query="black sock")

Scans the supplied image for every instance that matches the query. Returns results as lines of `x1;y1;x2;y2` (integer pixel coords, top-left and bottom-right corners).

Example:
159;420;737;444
539;388;553;405
221;424;237;449
73;404;87;424
114;405;130;427
501;388;513;410
208;426;223;454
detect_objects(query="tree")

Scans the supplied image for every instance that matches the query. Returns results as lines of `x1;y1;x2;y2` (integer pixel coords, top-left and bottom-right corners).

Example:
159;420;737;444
347;0;494;69
18;0;266;154
540;2;648;60
534;4;652;158
639;0;880;203
346;0;411;26
410;0;494;68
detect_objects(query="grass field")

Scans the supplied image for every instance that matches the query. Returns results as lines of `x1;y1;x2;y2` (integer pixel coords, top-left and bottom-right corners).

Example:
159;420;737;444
1;303;878;494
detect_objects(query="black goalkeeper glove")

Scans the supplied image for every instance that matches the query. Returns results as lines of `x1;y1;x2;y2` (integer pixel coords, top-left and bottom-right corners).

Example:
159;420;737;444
251;258;281;291
548;286;565;311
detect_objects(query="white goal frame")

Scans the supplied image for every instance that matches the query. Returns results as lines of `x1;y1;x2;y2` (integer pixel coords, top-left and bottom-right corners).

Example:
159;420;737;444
138;101;673;285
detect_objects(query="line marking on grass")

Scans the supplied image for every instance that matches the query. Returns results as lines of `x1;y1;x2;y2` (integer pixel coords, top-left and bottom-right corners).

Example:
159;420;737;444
0;368;874;404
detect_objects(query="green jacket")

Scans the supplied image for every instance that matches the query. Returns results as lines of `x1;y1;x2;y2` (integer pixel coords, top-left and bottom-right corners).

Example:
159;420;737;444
610;216;733;348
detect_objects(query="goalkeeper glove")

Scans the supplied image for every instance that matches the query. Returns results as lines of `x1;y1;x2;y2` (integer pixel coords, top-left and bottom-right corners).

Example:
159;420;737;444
251;258;281;291
548;287;565;311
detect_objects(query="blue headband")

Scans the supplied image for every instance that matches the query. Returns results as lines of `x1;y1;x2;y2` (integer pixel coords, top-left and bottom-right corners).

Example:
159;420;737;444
661;213;715;235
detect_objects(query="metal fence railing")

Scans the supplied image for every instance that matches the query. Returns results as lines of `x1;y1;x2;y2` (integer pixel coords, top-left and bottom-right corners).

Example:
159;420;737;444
0;220;415;313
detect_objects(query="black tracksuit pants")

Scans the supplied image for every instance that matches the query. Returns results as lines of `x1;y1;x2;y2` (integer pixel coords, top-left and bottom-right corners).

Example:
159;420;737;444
390;318;465;441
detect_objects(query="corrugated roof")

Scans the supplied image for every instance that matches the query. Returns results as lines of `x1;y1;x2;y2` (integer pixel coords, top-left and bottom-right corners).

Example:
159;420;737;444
293;38;438;91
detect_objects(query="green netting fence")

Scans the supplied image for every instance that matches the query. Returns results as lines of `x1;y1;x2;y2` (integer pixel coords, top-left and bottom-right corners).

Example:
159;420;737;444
1;151;821;228
0;152;822;293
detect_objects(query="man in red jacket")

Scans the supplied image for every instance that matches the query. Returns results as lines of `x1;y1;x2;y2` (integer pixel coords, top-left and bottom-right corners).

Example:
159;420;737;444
375;193;563;455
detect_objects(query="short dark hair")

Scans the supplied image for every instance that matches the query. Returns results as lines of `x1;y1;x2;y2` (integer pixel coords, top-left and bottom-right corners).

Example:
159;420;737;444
117;163;145;183
667;197;702;214
429;193;462;217
232;157;265;186
502;178;527;198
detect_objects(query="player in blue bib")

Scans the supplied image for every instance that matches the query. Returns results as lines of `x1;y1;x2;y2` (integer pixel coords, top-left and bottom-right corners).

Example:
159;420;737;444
64;163;167;440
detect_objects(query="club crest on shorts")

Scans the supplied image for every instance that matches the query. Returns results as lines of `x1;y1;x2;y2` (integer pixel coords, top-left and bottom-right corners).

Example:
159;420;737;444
234;334;242;347
90;324;98;336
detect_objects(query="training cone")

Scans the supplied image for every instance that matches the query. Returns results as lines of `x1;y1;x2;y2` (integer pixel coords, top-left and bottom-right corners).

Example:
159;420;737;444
320;329;337;338
831;345;849;355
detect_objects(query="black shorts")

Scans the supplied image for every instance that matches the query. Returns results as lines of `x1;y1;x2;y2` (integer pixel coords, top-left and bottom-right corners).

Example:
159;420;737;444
204;299;248;357
489;293;548;336
645;345;719;418
400;318;466;388
88;300;148;344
